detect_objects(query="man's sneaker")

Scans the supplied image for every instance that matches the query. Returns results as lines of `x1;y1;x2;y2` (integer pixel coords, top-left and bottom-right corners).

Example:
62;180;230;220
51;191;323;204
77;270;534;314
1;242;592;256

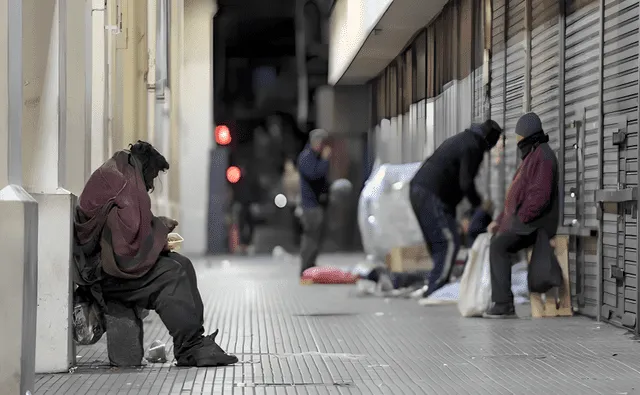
409;285;428;299
482;303;517;319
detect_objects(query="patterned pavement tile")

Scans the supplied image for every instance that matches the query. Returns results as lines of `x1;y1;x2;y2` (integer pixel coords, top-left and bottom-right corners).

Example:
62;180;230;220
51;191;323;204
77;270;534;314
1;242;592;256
35;254;640;395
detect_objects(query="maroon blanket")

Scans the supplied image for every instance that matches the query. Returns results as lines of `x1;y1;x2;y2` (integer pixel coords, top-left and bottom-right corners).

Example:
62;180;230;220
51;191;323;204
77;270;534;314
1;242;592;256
74;150;169;280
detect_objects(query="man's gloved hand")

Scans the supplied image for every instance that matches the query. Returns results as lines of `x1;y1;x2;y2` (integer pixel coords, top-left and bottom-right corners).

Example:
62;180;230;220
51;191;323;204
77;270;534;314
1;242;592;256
158;216;179;232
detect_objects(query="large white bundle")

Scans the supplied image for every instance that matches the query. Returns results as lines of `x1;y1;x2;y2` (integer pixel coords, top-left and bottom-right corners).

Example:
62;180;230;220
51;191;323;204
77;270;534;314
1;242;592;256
358;162;424;261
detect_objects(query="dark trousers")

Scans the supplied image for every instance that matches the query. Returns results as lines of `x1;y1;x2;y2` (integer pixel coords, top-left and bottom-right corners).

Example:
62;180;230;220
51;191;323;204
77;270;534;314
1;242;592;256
490;231;536;304
101;252;205;357
300;206;325;276
409;184;460;295
238;204;254;246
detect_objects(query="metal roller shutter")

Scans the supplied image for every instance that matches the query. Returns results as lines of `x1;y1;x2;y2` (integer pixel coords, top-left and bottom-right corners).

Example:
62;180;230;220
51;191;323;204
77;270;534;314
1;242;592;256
563;0;601;317
490;0;507;211
530;0;560;153
504;0;526;195
599;0;639;331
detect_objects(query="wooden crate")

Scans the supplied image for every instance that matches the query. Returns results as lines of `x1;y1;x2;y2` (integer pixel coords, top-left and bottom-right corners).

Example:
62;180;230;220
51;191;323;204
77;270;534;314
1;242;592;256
385;244;433;273
528;235;573;318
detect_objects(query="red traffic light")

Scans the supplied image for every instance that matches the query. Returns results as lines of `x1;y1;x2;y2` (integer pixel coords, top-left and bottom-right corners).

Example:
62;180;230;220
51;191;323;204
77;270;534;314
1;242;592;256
215;125;232;146
226;166;241;183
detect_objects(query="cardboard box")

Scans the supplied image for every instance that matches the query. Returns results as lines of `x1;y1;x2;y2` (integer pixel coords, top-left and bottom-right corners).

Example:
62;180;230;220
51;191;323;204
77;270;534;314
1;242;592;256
385;244;433;273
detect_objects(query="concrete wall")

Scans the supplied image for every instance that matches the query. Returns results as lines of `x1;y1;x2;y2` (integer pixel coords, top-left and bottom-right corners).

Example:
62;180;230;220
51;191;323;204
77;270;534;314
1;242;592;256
315;85;370;135
315;84;370;250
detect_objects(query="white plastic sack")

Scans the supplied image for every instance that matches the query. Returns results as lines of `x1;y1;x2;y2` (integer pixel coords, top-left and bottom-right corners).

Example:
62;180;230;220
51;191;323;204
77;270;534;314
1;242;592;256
457;233;493;317
357;162;424;261
421;282;460;305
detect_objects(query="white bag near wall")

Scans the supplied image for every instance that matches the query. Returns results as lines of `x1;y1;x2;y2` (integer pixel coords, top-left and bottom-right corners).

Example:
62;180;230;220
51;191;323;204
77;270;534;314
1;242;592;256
457;233;493;317
357;162;424;261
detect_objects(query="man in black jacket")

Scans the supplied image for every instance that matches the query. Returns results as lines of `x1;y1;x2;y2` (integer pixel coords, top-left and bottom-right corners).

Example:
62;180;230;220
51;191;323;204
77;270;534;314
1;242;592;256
297;129;331;278
410;120;502;301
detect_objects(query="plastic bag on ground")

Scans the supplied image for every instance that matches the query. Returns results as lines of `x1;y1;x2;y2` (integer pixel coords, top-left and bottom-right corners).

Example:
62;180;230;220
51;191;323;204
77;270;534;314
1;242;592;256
511;260;529;304
421;282;460;305
457;233;492;317
72;286;106;345
425;254;530;306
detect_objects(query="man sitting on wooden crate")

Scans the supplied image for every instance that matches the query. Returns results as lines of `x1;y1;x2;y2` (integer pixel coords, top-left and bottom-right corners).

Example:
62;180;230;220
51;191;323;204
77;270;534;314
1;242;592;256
483;112;559;319
409;120;503;302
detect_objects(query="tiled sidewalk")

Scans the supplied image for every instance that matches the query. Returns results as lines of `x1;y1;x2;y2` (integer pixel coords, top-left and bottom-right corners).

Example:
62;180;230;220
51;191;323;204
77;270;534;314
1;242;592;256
36;254;640;394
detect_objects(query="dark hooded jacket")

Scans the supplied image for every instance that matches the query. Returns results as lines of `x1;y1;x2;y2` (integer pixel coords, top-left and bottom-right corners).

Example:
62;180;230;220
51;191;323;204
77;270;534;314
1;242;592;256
496;134;559;237
411;125;487;213
297;145;330;209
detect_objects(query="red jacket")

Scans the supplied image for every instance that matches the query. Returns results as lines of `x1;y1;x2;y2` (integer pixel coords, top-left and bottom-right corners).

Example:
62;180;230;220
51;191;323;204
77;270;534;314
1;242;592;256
496;144;557;232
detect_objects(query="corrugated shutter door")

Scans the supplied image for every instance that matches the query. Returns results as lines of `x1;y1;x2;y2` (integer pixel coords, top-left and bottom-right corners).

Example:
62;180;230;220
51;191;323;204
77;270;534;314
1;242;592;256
564;0;600;318
530;0;560;153
434;94;447;147
490;0;506;210
504;0;526;194
474;68;489;196
600;0;639;330
472;68;491;199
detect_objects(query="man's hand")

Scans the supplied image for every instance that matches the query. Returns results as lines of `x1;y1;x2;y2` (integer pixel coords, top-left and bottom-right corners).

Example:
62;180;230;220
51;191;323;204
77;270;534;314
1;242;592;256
321;146;332;160
487;221;499;234
159;216;179;232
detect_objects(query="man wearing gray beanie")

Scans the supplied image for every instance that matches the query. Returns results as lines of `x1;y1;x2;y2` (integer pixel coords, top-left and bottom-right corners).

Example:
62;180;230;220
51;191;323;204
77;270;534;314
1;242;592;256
410;119;503;302
484;112;559;318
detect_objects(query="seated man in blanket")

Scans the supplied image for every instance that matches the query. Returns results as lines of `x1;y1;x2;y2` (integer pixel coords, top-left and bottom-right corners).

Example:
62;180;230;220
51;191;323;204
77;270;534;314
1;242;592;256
73;141;238;367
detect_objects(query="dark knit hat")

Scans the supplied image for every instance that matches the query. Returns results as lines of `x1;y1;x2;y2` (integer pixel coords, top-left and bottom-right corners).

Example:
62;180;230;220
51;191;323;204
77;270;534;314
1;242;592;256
515;112;543;138
481;119;503;149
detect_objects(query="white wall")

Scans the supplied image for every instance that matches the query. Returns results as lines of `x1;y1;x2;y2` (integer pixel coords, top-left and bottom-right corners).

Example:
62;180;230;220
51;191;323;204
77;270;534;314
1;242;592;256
328;0;392;85
90;0;106;173
180;0;216;255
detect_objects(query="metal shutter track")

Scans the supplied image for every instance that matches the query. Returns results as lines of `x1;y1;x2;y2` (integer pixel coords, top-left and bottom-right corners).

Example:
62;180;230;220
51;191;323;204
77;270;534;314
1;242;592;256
601;0;639;329
564;1;601;317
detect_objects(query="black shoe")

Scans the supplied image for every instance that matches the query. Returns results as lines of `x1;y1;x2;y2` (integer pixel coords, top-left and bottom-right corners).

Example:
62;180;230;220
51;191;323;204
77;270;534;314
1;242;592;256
204;329;226;354
176;330;239;367
482;303;517;319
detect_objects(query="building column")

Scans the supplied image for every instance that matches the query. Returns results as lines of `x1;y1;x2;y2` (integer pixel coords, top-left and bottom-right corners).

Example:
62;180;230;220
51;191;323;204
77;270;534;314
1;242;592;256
0;0;39;393
180;0;217;255
22;0;92;373
168;0;184;222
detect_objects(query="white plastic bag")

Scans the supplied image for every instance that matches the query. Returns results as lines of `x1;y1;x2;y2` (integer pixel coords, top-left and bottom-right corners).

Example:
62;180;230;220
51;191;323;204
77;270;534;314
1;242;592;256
357;162;424;261
457;233;493;317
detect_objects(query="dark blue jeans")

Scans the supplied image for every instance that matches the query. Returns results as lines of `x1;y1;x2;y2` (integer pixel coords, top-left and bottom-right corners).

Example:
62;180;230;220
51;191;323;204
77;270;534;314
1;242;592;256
409;184;461;296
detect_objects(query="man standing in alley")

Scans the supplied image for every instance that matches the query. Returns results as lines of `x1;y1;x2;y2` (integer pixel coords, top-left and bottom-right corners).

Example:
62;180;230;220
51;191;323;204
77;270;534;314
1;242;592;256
410;120;503;302
297;129;331;280
484;112;559;318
